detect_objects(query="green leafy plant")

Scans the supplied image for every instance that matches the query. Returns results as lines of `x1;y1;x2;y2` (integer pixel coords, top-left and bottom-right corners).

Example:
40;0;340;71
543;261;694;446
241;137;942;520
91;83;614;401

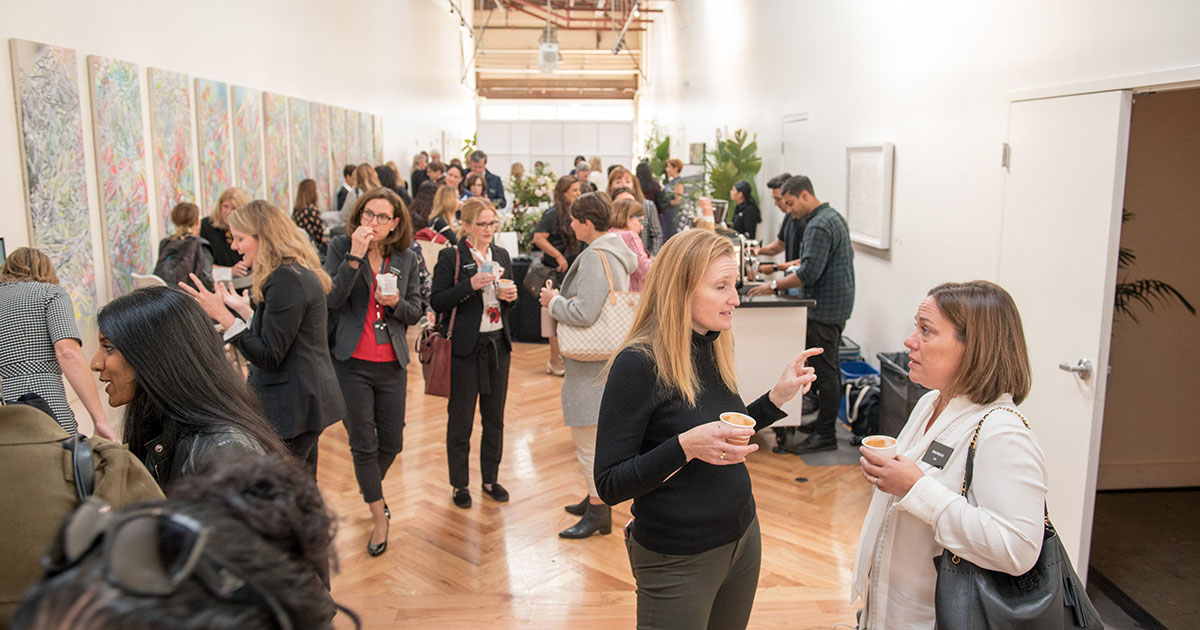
1114;209;1195;323
461;132;478;162
502;208;543;255
705;129;762;222
641;121;670;182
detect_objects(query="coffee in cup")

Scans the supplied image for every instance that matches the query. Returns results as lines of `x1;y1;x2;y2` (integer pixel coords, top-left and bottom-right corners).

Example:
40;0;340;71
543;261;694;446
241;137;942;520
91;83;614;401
861;434;897;459
720;412;755;446
497;278;515;291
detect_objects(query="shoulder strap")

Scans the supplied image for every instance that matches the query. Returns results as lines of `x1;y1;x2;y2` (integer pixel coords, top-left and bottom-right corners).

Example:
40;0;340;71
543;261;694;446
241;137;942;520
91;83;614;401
597;250;617;305
62;435;95;501
447;246;461;338
960;407;1031;496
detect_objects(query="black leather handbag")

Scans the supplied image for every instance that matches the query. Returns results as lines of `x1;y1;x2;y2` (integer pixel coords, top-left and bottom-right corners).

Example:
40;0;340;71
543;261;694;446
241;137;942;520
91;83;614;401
933;408;1103;629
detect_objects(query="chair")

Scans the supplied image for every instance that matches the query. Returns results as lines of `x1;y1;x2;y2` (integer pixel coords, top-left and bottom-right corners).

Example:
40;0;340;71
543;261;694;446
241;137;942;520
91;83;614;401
131;273;167;289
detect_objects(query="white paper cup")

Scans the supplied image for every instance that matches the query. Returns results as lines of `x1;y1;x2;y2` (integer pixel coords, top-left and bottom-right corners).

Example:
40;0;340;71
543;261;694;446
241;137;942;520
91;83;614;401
720;412;755;446
862;435;898;459
376;273;398;296
497;278;515;291
212;266;232;283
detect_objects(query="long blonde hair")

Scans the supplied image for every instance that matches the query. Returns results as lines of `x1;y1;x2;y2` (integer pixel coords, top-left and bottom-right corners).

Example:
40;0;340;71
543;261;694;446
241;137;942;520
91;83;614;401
431;185;458;225
613;229;737;405
355;163;381;191
227;200;332;302
208;188;252;229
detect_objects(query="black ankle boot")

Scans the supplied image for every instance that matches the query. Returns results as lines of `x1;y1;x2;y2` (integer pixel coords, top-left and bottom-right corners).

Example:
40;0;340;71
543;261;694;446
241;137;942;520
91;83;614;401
563;495;589;516
558;503;612;539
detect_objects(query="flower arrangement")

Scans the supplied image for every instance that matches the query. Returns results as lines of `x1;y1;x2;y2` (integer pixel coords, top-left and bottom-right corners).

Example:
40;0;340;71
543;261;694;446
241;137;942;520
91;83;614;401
501;208;543;255
509;165;557;209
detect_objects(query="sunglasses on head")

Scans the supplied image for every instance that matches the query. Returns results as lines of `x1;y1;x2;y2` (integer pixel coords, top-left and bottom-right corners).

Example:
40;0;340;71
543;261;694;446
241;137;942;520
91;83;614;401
43;499;359;630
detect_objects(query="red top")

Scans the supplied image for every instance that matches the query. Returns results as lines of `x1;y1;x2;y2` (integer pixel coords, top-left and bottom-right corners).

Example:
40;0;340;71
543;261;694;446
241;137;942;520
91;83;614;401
351;267;399;363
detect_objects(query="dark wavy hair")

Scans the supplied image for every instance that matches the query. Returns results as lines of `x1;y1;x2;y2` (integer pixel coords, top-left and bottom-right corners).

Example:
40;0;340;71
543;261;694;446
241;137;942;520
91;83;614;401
409;180;439;222
12;455;344;630
97;287;286;465
346;187;414;257
635;161;660;200
553;175;580;255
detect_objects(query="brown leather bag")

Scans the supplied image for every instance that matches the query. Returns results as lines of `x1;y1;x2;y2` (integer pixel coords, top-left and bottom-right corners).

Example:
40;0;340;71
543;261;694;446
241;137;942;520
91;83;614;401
416;248;459;398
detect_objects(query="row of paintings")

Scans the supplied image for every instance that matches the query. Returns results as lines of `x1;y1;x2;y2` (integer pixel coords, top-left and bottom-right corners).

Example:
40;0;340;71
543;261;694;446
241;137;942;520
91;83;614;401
8;38;381;313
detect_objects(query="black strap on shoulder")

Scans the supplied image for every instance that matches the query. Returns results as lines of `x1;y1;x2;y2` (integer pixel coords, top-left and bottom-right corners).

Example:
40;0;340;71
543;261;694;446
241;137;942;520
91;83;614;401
61;435;95;501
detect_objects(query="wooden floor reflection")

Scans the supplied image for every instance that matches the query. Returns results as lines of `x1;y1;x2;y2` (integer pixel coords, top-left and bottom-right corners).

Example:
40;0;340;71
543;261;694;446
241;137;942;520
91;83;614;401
320;332;872;629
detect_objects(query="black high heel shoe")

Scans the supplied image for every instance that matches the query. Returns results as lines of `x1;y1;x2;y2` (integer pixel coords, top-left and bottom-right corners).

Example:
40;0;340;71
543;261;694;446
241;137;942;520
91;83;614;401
367;519;389;557
384;503;390;520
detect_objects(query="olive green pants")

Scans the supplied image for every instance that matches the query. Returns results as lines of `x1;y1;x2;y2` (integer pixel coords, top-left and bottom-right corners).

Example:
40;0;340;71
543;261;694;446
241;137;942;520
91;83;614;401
625;516;762;630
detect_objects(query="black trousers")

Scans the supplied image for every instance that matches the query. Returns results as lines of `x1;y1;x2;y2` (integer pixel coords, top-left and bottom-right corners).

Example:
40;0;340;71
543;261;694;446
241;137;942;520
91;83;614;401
446;331;510;489
284;430;322;477
806;318;844;439
334;357;407;504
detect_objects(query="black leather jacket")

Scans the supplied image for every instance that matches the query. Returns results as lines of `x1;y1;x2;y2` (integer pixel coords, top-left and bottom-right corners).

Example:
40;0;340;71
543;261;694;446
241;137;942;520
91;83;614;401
144;428;266;486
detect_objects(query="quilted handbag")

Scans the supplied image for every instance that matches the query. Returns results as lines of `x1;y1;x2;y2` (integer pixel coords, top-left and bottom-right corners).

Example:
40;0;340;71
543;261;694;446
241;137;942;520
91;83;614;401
416;248;459;398
933;408;1103;630
556;251;639;362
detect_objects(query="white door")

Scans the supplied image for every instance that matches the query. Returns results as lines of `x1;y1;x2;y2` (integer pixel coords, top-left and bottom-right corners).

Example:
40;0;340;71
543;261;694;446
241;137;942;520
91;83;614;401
998;90;1131;576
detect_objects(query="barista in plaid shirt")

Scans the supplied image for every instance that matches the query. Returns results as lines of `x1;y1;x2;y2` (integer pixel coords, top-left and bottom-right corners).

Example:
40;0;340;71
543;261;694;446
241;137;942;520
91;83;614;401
749;175;855;454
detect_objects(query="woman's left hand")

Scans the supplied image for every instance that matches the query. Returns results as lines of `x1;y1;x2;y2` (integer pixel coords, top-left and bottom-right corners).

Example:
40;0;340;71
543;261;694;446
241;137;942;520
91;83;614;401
179;274;236;329
219;283;253;320
539;287;560;308
768;347;823;407
859;448;924;498
376;289;400;308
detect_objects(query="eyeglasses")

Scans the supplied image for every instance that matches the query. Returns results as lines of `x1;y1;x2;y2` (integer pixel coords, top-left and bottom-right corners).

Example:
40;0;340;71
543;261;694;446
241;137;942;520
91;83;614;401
473;221;498;229
361;210;395;225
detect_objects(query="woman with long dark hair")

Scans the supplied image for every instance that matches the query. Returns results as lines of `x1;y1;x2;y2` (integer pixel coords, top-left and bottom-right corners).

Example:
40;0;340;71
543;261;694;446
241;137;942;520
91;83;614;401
444;163;466;198
729;181;761;240
91;286;286;486
376;164;412;205
408;180;439;231
292;179;326;253
182;201;345;475
531;175;583;376
324;188;423;557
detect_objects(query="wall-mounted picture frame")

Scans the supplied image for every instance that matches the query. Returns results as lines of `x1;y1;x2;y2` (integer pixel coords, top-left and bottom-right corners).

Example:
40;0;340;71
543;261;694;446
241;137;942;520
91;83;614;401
845;143;895;250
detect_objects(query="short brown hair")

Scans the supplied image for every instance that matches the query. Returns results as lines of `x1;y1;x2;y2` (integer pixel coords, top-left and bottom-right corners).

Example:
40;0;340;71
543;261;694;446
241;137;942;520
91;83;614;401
610;198;645;230
666;158;684;172
0;247;58;284
170;202;200;238
426;161;445;175
928;281;1033;405
571;192;611;232
347;187;414;256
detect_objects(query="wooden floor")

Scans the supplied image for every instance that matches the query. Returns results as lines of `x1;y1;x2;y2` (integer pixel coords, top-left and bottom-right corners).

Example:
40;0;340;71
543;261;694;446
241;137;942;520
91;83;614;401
319;330;872;629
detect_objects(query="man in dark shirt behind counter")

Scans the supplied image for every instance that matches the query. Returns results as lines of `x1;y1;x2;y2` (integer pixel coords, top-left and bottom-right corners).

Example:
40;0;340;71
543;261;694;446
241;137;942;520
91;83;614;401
749;175;855;454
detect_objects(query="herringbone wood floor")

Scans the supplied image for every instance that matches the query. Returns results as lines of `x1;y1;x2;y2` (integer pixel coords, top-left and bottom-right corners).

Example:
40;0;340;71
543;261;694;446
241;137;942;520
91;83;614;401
319;330;872;629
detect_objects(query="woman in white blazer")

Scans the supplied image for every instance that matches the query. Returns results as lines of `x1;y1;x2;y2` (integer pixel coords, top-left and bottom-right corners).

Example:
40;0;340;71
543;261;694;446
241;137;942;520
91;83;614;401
851;281;1047;629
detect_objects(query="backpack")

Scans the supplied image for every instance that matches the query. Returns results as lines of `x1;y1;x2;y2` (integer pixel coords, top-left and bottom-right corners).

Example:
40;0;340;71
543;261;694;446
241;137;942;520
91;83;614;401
842;375;881;443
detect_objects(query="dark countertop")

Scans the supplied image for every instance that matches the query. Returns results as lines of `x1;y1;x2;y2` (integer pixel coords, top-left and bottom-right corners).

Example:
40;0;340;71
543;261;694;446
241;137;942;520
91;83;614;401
736;293;816;309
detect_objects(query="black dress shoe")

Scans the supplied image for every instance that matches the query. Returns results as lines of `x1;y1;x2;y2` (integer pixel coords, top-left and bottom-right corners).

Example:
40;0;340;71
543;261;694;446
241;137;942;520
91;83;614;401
453;487;472;509
367;520;389;557
790;433;838;455
564;495;589;516
482;483;509;502
559;503;612;539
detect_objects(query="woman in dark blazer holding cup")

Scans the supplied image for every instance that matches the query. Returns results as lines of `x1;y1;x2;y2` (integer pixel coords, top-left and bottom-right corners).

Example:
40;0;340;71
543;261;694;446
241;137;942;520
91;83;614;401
430;198;519;510
324;187;424;558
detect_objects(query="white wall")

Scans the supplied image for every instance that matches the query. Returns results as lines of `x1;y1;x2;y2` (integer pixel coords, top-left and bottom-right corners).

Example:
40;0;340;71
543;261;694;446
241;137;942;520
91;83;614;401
638;0;1200;364
1;0;476;432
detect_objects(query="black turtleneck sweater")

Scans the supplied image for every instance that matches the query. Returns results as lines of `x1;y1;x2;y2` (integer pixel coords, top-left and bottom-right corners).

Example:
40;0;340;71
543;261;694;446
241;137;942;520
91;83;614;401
594;330;787;555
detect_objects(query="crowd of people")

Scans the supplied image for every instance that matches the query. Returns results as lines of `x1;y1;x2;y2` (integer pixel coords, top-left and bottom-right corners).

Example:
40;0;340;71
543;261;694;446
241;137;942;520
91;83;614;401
0;139;1063;629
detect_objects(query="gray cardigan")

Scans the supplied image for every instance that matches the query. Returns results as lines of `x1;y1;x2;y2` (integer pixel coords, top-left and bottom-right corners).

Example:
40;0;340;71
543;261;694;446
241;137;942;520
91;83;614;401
549;232;637;427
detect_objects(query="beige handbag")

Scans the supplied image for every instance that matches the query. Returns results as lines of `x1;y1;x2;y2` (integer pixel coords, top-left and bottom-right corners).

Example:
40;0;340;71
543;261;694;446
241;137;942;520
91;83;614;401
557;252;640;362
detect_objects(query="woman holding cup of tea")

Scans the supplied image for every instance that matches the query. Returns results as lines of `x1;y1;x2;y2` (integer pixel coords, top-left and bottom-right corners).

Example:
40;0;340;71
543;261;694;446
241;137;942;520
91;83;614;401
594;229;821;630
852;281;1048;628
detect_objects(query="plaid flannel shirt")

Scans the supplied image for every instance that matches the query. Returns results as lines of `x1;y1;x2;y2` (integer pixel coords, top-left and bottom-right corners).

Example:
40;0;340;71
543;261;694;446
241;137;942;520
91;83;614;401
793;203;855;325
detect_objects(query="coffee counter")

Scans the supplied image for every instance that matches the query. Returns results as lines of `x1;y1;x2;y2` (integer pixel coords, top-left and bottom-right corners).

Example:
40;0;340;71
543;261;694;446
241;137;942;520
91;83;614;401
732;294;815;426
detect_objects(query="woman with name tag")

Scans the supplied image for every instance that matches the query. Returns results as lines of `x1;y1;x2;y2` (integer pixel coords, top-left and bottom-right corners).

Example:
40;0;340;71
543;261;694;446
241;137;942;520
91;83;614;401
852;281;1048;629
324;188;424;557
430;198;518;509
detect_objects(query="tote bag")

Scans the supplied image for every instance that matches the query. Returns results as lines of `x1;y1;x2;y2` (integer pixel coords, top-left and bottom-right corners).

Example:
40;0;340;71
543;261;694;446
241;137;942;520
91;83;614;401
416;248;459;398
557;252;639;362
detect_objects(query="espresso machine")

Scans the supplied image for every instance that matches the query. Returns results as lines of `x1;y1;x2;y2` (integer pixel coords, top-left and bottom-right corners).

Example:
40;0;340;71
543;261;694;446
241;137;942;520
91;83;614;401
717;226;762;290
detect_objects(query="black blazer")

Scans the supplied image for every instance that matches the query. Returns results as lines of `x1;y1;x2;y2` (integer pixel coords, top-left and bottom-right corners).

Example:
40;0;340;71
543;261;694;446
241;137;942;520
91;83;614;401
430;240;515;356
324;235;424;366
229;263;345;439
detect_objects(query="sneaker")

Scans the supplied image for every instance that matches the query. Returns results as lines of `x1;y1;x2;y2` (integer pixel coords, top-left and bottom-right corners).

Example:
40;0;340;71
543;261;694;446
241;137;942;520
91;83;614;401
452;487;471;509
789;434;838;455
482;482;509;502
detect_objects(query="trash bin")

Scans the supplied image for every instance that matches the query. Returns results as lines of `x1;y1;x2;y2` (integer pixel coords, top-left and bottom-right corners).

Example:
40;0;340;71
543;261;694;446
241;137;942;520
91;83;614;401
877;352;931;437
838;361;879;422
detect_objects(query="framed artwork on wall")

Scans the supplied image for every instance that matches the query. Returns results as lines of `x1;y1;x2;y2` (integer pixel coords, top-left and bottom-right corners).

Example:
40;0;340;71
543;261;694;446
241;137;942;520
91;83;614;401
194;78;233;213
263;92;290;211
845;143;895;250
231;85;265;198
310;102;332;211
148;67;196;239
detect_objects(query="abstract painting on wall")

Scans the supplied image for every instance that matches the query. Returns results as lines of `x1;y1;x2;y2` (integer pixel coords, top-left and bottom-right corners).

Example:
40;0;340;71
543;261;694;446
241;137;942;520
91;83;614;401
289;97;312;199
359;112;373;165
329;105;347;181
346;109;363;164
194;78;232;214
147;67;195;240
373;114;383;163
231;85;264;198
262;92;290;210
9;39;97;321
310;102;331;210
88;55;151;298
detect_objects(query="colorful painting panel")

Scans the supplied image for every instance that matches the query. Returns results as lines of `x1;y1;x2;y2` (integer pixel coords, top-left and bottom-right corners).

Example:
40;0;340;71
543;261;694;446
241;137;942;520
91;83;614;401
359;112;373;164
194;78;232;214
373;115;383;163
9;39;97;321
346;109;362;164
289;97;312;198
231;85;264;198
329;105;347;179
148;67;196;240
262;92;290;210
310;102;331;210
87;55;151;298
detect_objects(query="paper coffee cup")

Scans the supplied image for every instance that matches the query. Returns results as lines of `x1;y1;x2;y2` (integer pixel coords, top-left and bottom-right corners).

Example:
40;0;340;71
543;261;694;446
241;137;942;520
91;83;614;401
212;266;232;283
376;273;398;296
862;435;897;459
720;412;755;446
497;278;515;290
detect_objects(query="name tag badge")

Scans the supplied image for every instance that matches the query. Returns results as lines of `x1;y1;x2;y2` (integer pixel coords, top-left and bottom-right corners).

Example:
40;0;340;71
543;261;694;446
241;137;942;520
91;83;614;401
921;441;954;469
464;262;477;271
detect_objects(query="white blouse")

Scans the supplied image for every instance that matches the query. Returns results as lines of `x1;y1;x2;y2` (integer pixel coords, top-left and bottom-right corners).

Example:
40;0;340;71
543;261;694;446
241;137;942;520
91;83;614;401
467;245;504;334
850;391;1048;629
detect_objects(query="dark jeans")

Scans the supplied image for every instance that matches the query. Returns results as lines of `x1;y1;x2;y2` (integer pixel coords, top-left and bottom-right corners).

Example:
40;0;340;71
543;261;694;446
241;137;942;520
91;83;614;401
284;430;322;477
806;318;844;439
334;358;407;504
626;516;761;630
446;331;510;490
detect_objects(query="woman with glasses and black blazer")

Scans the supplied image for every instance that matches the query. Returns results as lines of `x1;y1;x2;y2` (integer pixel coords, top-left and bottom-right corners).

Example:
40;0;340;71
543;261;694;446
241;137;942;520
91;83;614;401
324;188;424;558
430;198;518;510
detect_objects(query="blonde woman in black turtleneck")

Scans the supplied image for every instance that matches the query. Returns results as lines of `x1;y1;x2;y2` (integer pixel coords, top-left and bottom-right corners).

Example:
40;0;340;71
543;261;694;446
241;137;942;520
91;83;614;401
595;229;822;630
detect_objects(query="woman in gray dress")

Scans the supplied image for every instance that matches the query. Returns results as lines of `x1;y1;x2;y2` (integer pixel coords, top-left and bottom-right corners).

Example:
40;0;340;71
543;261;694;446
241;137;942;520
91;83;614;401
539;193;637;539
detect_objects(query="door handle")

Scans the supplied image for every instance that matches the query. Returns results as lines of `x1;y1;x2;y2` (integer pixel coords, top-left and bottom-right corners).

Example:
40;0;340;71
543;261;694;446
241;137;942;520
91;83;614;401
1058;358;1093;380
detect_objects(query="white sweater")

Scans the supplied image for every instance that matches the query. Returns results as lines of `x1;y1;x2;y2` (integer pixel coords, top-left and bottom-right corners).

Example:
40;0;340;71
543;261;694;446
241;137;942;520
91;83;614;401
850;392;1048;629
